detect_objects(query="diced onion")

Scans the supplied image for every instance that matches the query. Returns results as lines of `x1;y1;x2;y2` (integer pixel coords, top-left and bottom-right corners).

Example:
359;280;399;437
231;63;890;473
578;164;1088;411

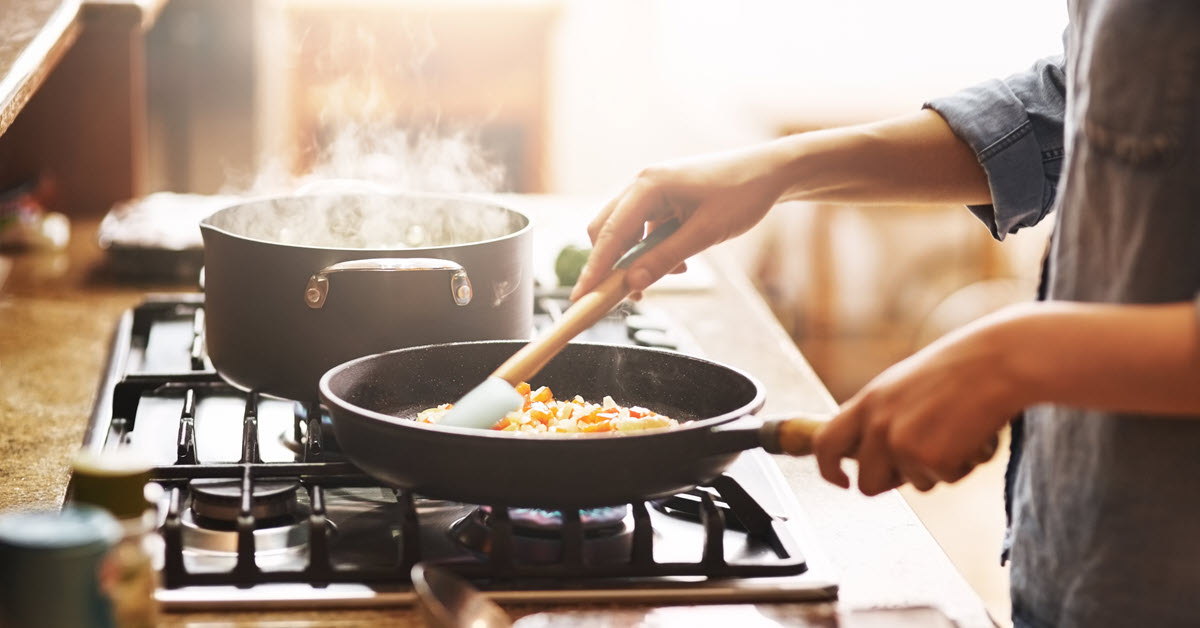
417;384;679;435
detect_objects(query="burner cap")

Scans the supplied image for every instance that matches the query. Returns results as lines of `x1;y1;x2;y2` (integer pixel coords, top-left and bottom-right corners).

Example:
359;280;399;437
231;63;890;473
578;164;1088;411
189;478;300;524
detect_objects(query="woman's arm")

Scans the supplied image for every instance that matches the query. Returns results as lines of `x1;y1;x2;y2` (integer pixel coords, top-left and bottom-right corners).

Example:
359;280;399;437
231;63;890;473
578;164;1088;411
1008;301;1200;415
774;109;992;206
572;109;990;299
814;300;1200;496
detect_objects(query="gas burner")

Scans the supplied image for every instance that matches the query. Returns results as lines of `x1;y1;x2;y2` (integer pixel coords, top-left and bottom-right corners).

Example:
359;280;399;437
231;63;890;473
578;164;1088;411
493;505;630;537
179;507;312;573
189;478;301;526
450;505;635;564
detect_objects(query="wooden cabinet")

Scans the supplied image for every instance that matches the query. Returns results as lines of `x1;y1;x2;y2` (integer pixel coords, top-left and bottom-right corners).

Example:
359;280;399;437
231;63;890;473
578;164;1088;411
0;0;165;217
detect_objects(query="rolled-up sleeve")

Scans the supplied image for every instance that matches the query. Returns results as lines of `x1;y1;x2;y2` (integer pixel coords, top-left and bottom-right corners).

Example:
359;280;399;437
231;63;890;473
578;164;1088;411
925;55;1067;240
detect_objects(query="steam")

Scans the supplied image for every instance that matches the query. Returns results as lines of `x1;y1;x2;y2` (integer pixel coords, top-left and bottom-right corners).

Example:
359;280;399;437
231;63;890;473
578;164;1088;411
242;123;506;198
214;15;516;250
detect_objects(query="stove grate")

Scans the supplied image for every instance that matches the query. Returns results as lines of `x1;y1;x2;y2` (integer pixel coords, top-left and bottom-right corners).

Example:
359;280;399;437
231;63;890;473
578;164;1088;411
155;464;808;588
82;295;809;591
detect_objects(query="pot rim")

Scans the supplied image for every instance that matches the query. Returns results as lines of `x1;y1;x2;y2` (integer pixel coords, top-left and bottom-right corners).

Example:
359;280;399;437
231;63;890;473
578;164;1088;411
199;190;532;253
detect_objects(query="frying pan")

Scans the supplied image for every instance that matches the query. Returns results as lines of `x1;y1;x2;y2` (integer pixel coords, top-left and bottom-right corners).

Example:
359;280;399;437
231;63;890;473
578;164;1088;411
319;340;824;509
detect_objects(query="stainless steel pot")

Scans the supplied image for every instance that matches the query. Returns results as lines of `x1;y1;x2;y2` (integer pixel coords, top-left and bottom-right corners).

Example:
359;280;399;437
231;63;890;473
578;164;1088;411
200;190;533;401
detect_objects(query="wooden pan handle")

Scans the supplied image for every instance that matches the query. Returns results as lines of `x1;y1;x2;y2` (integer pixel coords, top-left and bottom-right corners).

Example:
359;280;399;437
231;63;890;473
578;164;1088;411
763;416;827;457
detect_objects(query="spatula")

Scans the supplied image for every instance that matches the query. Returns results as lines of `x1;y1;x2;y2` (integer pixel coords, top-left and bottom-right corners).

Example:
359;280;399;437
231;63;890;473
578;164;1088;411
436;219;682;429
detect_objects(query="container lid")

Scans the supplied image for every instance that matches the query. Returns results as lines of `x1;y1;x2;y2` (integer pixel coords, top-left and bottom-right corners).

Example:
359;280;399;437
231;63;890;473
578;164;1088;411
0;505;121;554
70;449;153;519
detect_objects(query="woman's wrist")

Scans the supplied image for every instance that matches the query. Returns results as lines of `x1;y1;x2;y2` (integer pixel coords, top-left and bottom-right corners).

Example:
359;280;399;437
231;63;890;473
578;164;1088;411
768;132;827;203
730;134;813;204
985;302;1056;411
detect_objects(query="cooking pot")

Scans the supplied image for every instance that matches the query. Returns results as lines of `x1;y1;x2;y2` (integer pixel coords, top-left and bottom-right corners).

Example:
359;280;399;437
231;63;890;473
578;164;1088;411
200;190;532;402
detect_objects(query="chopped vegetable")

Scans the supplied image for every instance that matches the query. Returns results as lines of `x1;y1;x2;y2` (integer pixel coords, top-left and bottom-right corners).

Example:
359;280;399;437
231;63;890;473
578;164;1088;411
418;383;679;434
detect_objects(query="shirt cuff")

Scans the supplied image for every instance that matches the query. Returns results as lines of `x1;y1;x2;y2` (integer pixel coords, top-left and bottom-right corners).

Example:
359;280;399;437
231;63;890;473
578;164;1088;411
926;81;1051;241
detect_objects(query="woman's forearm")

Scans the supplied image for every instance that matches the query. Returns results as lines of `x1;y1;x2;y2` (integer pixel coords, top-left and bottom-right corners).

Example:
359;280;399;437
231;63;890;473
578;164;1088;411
766;109;993;207
998;301;1200;416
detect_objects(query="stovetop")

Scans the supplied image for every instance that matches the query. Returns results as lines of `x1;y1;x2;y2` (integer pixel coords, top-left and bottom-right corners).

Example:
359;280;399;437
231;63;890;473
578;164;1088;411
77;292;838;610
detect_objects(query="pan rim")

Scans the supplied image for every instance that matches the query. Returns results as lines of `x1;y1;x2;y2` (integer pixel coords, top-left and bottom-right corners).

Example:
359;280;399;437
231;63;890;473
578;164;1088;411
199;190;532;252
318;340;767;442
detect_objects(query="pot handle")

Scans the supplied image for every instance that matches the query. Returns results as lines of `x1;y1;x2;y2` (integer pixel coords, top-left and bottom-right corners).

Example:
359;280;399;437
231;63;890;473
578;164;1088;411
305;258;473;309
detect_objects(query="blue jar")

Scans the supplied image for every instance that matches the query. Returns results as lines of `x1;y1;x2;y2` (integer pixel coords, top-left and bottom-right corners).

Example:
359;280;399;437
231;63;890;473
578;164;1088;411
0;505;121;628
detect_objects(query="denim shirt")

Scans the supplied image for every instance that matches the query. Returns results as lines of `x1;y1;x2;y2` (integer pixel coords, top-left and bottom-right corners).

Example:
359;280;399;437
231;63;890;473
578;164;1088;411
925;1;1200;626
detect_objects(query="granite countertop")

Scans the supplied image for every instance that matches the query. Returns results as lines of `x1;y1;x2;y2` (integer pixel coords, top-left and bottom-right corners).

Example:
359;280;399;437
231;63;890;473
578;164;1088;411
0;197;995;627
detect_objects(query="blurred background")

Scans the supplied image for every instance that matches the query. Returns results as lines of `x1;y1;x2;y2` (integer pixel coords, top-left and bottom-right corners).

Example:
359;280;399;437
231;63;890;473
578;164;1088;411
6;1;1069;624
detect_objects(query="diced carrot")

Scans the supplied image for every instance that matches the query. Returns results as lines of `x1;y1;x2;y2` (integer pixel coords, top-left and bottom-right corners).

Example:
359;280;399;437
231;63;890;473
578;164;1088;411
582;420;613;432
578;409;603;423
515;382;531;397
531;386;553;403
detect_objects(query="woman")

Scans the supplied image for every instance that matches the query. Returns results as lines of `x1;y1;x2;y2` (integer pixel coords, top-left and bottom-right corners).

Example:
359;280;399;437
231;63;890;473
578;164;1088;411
572;3;1200;626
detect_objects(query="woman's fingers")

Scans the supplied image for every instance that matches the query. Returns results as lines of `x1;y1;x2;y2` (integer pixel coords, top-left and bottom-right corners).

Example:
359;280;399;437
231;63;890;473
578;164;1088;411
623;205;721;292
814;407;862;489
818;397;901;496
896;459;940;492
855;415;902;496
585;192;622;247
573;186;658;300
815;397;997;495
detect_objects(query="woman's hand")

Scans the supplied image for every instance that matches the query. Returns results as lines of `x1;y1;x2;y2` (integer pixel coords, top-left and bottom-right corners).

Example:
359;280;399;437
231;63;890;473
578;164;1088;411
570;142;795;300
814;306;1032;495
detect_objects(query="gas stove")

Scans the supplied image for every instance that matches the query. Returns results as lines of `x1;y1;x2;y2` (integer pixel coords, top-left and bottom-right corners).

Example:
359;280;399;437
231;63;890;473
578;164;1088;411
77;292;838;610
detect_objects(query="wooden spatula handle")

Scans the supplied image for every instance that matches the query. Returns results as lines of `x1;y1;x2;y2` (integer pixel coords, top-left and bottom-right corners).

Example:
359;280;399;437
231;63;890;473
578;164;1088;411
492;269;631;385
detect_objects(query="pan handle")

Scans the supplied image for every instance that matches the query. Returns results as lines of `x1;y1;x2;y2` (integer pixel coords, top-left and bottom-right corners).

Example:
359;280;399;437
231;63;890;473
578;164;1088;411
757;414;828;456
305;258;473;309
705;414;829;457
726;414;1000;462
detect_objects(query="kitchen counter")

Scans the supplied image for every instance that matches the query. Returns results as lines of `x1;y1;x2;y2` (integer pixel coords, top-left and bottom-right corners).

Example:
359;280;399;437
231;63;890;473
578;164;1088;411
0;198;997;627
